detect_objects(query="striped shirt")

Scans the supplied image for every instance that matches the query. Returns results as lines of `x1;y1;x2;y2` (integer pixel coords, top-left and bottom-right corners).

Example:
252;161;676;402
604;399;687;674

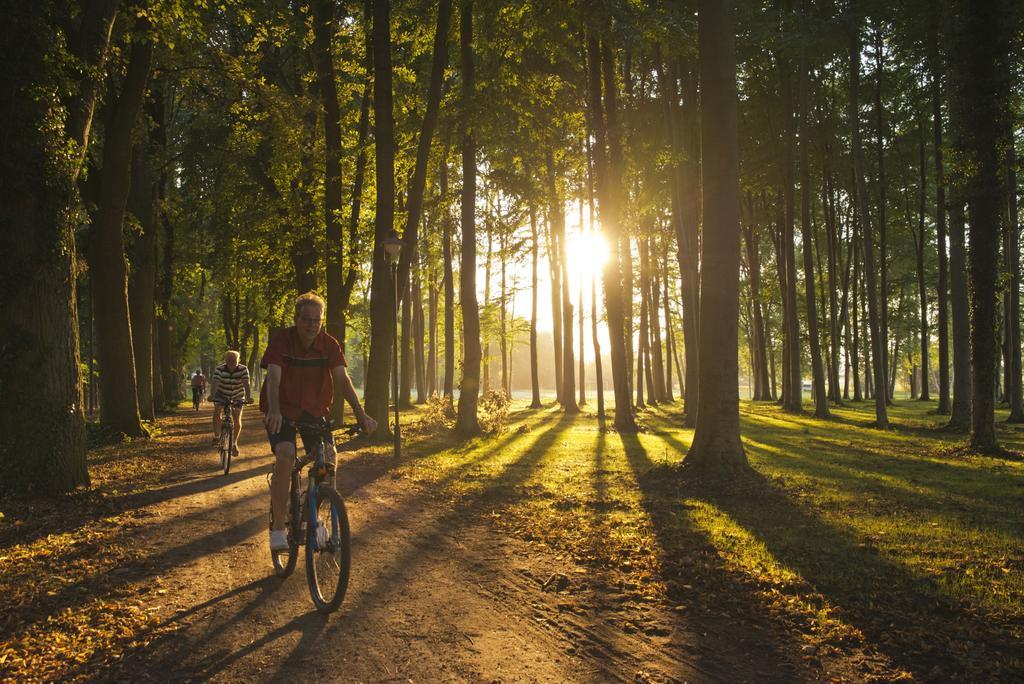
213;363;250;401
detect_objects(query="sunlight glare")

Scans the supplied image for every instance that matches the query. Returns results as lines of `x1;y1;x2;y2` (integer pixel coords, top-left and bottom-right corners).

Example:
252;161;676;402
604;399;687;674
566;229;610;283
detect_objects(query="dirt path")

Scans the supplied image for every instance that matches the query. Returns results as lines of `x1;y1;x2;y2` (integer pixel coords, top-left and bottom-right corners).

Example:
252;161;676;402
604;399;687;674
98;409;807;683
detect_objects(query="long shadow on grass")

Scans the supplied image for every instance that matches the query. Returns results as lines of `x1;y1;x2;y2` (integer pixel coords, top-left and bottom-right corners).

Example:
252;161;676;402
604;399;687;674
647;413;1023;679
617;432;811;681
697;467;1021;680
662;406;1022;681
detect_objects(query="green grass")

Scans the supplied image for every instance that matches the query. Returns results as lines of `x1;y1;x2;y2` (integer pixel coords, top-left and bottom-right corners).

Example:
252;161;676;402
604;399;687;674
395;398;1024;680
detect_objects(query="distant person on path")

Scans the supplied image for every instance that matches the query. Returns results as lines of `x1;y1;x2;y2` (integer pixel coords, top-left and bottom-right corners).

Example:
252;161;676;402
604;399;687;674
210;351;251;456
260;292;377;553
190;370;207;410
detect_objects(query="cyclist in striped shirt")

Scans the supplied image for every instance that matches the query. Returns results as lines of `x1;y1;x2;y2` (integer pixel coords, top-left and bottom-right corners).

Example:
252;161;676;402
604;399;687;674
210;350;252;456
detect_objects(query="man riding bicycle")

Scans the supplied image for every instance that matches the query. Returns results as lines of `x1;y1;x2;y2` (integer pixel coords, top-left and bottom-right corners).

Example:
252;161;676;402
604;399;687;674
210;351;251;457
190;369;207;409
260;292;377;553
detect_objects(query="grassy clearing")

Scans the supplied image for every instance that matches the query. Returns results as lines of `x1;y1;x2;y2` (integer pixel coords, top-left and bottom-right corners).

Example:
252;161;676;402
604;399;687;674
397;398;1024;681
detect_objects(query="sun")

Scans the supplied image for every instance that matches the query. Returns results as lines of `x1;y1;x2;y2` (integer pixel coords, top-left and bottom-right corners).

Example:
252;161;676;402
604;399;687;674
565;229;610;282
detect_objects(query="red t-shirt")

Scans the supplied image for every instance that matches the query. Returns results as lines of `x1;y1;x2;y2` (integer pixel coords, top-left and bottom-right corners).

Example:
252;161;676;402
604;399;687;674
259;327;347;420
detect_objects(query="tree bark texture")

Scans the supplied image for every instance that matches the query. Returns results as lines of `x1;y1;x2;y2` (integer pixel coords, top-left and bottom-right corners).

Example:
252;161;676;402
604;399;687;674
455;0;481;435
948;0;1012;450
89;20;152;436
0;2;117;492
363;0;398;436
684;0;750;475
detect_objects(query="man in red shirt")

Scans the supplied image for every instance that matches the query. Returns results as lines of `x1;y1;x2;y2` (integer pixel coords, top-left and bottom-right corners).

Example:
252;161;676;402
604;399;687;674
261;292;377;553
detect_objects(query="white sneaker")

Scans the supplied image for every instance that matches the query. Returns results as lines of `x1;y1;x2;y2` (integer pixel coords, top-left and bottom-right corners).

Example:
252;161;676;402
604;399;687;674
269;529;289;552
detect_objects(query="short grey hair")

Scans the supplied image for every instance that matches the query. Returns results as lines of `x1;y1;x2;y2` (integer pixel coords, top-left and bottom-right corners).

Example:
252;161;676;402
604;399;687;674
225;350;240;363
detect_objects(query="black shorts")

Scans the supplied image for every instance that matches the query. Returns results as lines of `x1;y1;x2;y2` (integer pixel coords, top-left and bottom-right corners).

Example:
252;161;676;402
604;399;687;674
266;413;334;454
213;395;244;407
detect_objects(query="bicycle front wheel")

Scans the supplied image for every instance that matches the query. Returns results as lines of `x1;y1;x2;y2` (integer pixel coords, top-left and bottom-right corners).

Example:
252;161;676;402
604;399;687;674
223;428;234;476
305;485;351;613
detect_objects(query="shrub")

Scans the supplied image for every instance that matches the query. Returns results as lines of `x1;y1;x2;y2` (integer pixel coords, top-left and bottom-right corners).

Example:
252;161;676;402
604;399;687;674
478;390;511;434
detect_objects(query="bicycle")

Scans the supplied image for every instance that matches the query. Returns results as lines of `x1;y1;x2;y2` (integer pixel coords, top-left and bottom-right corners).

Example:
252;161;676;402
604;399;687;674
216;398;243;476
192;387;203;411
271;419;359;614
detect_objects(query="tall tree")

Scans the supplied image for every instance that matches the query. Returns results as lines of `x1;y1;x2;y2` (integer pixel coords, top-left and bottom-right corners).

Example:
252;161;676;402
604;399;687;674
363;0;398;436
0;0;119;493
529;207;542;408
455;0;481;434
1006;132;1024;422
872;20;891;403
931;37;951;414
849;2;888;428
799;0;829;418
684;0;749;475
587;34;637;433
948;0;1012;451
912;109;930;401
88;17;153;437
441;157;455;399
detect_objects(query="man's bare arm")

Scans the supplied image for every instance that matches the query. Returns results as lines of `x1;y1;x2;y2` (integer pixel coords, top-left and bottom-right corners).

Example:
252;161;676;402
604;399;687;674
333;366;377;433
264;364;283;434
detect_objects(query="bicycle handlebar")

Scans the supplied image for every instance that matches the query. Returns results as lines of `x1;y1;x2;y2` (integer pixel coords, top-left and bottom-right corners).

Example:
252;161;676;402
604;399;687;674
282;418;365;437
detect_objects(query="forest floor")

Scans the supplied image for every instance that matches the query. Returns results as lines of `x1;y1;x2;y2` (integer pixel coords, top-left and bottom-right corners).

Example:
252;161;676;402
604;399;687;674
1;397;1022;682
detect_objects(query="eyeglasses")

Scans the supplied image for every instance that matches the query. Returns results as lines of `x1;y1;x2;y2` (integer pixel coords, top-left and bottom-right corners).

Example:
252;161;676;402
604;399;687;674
299;316;322;325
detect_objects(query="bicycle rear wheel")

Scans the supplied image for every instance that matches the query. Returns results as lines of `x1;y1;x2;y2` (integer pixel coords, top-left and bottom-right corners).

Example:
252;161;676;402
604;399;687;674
305;485;351;613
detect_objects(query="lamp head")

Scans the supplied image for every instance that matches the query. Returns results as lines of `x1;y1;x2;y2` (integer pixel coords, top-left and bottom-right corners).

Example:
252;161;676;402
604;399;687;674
382;230;403;265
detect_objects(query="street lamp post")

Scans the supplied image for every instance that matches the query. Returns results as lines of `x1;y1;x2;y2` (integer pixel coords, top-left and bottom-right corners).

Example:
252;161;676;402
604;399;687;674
382;230;404;459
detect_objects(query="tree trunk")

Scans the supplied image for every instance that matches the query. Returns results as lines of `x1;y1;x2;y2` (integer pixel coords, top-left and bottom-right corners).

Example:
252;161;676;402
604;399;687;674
530;207;542;408
948;0;1010;449
873;23;891;403
649;236;667;402
311;0;345;346
0;1;118;493
799;6;829;418
414;270;426;404
546;156;577;413
948;195;972;430
685;0;749;475
396;0;452;297
662;240;676;402
664;58;700;426
585;138;606;425
587;35;637;433
127;142;157;421
428;273;438;396
483;218;493;393
849;4;888;428
636;238;649;410
1007;132;1024;422
578;200;587;406
442;159;455;399
455;0;481;435
363;0;398;436
932;46;951;414
916;113;931;401
89;20;152;437
400;273;413;407
546;215;563;403
824;145;843;405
